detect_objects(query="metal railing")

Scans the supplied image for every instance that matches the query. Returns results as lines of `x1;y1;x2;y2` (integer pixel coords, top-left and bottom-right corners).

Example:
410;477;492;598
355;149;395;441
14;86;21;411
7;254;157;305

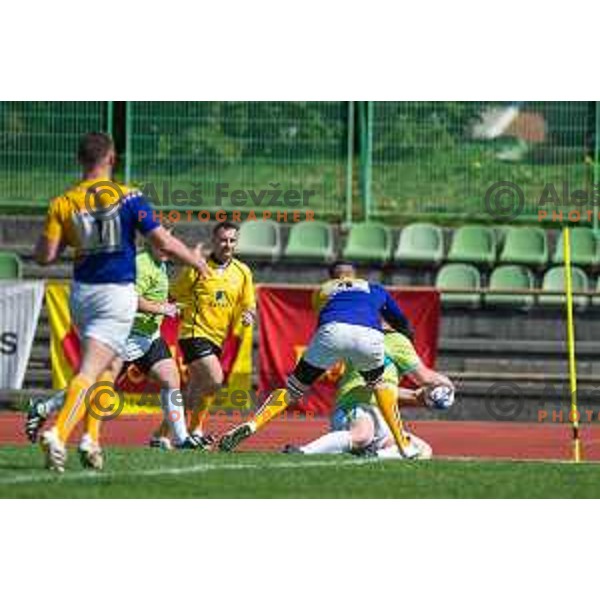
0;101;594;225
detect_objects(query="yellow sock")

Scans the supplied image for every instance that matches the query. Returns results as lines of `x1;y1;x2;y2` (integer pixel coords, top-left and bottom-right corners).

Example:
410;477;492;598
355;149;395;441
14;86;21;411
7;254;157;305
189;393;215;434
374;384;411;452
84;371;114;445
251;389;292;431
55;374;94;444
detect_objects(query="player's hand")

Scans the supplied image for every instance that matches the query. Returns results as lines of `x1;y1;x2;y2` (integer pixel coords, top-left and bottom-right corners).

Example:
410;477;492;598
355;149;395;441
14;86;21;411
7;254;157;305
161;302;178;318
196;259;210;278
241;309;255;326
193;242;206;260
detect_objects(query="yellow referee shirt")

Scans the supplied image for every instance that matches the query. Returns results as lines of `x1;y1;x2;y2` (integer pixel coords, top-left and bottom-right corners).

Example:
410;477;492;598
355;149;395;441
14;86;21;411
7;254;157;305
171;255;255;347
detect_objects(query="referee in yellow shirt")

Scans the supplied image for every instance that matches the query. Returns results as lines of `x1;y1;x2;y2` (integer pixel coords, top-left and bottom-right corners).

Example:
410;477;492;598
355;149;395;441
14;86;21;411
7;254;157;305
170;221;255;444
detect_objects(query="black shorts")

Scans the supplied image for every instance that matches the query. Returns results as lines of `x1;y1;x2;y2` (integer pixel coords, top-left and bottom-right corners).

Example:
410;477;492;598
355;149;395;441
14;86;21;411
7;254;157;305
128;337;173;374
179;337;222;365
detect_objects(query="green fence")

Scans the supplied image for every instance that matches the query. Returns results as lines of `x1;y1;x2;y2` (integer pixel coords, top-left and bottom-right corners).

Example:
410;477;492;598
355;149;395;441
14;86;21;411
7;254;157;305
0;101;595;224
127;101;352;219
0;101;109;208
363;101;592;222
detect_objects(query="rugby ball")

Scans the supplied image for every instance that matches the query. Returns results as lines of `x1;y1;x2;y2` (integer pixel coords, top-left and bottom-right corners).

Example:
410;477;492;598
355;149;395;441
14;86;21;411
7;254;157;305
424;385;455;410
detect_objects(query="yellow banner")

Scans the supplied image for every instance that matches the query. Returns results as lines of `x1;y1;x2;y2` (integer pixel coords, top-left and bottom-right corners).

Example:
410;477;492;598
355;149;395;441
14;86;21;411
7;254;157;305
45;282;253;412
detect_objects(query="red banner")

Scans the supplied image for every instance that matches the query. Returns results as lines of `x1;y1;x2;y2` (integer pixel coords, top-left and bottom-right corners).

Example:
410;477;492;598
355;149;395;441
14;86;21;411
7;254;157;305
258;285;440;415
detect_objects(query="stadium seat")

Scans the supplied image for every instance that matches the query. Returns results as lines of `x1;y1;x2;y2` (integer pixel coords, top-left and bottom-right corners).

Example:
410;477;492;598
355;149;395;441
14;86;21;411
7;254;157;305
236;221;281;259
447;225;496;267
435;263;481;308
553;228;600;268
342;222;392;263
0;251;22;279
394;223;444;265
499;227;548;267
485;265;535;309
284;221;335;262
538;266;589;309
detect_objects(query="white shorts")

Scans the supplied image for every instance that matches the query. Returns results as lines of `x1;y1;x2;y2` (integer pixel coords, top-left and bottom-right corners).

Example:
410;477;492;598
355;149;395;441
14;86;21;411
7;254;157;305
70;282;137;358
304;323;385;373
331;404;433;458
331;404;391;450
124;331;159;363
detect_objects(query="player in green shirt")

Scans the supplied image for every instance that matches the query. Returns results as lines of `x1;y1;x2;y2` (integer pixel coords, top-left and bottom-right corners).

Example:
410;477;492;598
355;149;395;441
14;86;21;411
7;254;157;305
25;236;206;456
284;262;454;459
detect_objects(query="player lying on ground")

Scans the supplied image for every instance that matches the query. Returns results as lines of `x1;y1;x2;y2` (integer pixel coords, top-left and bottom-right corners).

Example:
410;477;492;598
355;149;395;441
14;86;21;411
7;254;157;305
33;132;208;472
219;263;421;457
26;236;206;451
284;329;454;458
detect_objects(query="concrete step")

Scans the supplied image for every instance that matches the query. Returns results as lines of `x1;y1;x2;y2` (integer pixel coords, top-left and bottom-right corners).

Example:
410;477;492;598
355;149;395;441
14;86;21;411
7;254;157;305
440;338;600;356
23;367;52;388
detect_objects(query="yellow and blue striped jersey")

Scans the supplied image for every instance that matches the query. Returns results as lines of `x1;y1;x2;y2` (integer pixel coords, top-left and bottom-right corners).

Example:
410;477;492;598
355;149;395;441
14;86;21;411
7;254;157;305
43;179;159;283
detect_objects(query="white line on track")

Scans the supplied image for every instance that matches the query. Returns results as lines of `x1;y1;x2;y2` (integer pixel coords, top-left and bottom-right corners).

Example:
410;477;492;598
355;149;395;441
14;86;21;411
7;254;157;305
0;457;371;487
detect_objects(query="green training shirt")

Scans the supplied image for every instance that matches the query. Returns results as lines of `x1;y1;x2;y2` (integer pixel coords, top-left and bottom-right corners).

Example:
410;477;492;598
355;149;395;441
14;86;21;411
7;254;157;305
131;251;169;337
335;332;420;410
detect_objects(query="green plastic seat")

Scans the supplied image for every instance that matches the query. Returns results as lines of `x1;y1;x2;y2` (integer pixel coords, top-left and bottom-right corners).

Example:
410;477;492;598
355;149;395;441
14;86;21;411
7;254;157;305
435;263;481;308
395;223;444;265
538;266;589;309
0;252;22;279
553;228;600;267
447;225;496;267
485;265;535;309
499;227;548;267
236;221;281;259
342;223;392;263
284;221;335;262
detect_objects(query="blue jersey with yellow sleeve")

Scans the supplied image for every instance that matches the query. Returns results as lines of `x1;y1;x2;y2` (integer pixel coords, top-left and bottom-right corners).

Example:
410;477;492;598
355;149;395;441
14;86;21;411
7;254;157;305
43;179;159;284
313;277;412;335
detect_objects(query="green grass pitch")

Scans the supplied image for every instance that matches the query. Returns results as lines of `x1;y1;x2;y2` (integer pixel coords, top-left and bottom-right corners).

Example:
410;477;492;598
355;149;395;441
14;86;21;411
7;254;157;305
1;446;600;498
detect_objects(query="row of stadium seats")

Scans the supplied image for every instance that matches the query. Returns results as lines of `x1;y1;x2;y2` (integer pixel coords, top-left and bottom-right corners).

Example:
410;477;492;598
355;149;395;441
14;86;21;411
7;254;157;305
437;263;600;309
1;245;597;310
236;221;600;269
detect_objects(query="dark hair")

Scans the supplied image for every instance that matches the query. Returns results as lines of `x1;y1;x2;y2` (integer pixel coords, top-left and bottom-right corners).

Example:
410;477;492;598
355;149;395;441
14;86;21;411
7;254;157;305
328;260;356;278
78;132;114;169
213;221;240;236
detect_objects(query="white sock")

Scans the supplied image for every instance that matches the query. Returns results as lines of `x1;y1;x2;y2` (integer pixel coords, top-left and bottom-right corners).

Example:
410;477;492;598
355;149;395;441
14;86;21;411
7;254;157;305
40;391;66;417
376;445;404;460
79;432;95;450
160;389;189;444
300;431;352;455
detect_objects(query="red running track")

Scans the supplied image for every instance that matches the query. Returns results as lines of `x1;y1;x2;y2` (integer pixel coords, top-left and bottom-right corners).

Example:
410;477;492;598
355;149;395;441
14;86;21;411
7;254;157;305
2;413;600;461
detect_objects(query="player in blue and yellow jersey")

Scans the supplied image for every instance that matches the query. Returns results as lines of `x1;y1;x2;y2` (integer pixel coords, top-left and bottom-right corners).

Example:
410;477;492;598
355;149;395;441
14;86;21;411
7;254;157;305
286;330;453;459
168;221;255;445
33;132;208;472
26;232;202;451
285;261;454;458
219;261;419;457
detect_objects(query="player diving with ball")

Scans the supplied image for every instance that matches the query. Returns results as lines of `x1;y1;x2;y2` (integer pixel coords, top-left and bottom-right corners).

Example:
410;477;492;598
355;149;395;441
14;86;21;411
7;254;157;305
219;261;453;457
285;261;455;458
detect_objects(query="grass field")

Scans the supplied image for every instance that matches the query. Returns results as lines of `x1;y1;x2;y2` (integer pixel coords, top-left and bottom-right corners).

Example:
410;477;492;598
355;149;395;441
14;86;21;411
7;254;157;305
1;445;600;498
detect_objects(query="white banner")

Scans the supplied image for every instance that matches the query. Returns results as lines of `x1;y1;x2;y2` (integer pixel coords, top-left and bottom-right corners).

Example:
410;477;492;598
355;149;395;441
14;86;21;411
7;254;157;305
0;281;45;389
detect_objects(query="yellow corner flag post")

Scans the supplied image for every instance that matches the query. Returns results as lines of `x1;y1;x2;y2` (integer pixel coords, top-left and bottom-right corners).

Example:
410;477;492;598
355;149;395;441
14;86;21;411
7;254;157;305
563;227;582;462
